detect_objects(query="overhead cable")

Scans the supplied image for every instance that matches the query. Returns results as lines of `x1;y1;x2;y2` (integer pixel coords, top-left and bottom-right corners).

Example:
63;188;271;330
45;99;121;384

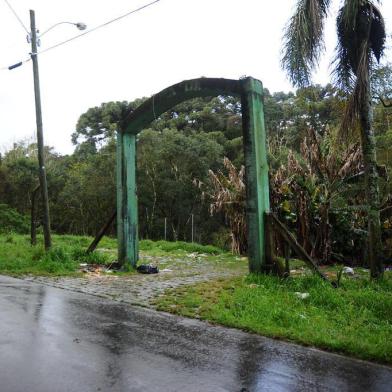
3;0;29;34
1;0;161;71
0;58;30;71
38;0;161;56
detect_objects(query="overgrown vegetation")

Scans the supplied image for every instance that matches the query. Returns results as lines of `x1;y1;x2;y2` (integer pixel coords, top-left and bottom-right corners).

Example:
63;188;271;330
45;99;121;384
0;234;112;276
1;76;391;267
154;272;392;364
0;235;80;276
0;234;226;276
140;239;223;255
281;0;388;277
0;204;29;234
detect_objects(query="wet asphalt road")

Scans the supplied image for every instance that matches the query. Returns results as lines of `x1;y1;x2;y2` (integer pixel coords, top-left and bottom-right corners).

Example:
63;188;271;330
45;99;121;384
1;275;392;392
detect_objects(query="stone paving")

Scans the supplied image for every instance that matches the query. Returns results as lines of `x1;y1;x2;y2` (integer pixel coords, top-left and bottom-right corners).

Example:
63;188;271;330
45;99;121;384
24;251;247;308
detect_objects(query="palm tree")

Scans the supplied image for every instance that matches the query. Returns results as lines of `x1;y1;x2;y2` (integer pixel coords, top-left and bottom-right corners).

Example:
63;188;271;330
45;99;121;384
282;0;386;278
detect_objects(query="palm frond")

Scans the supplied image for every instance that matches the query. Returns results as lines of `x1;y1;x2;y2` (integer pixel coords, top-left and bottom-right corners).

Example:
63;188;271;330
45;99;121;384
369;3;386;62
282;0;331;87
334;0;386;136
334;1;385;90
340;41;369;135
334;5;356;92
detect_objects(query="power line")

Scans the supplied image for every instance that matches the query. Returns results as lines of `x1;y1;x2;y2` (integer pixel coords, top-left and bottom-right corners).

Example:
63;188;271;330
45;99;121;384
3;0;29;34
0;0;161;71
38;0;161;56
0;58;29;71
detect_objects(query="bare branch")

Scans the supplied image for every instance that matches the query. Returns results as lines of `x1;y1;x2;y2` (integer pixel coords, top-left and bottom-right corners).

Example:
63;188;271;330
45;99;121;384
378;96;392;108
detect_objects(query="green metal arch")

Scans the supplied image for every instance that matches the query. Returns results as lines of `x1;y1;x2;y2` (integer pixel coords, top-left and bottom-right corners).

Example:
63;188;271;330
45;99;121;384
122;78;243;135
117;76;270;274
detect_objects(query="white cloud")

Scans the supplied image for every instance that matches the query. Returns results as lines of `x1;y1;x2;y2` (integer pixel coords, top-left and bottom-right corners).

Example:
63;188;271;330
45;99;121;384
0;0;391;154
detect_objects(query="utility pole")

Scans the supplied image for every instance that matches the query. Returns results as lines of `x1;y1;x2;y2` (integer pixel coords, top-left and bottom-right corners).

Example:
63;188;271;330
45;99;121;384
191;214;194;243
30;9;51;250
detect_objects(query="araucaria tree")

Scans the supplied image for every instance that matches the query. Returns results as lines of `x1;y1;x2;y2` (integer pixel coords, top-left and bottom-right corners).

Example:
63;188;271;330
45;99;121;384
282;0;386;278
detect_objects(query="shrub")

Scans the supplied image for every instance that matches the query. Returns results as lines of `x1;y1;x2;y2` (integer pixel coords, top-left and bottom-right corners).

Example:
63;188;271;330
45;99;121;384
38;246;78;274
141;240;223;255
139;239;155;251
71;246;110;264
0;204;29;234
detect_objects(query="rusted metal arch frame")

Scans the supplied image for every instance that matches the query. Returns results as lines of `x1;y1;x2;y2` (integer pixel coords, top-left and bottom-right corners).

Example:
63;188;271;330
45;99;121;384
117;77;270;273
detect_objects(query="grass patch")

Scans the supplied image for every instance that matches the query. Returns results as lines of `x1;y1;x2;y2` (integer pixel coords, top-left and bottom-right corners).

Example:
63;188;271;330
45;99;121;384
154;272;392;364
0;234;112;276
139;239;223;255
0;238;80;276
0;235;227;276
71;247;110;265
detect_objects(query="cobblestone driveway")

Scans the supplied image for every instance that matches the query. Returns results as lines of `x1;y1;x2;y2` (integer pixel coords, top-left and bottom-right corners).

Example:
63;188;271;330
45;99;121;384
25;251;247;307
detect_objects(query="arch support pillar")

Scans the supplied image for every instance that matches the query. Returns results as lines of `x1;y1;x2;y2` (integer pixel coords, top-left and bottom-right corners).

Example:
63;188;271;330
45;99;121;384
117;77;271;273
240;78;271;273
117;132;138;267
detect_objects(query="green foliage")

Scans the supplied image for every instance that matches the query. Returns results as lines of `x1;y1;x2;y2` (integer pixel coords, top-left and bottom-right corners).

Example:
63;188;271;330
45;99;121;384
0;204;29;234
139;239;223;255
282;0;330;87
72;100;146;154
0;141;58;215
137;126;224;242
282;1;387;277
282;0;386;92
52;140;117;235
0;234;225;276
155;272;392;363
71;247;110;265
271;126;364;262
0;87;390;263
39;246;78;274
372;63;392;105
0;235;112;276
210;227;231;251
206;158;247;254
0;235;80;276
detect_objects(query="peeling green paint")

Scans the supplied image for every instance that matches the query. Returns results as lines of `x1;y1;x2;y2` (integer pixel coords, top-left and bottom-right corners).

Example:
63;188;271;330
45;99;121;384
118;77;270;273
117;132;138;267
240;78;270;273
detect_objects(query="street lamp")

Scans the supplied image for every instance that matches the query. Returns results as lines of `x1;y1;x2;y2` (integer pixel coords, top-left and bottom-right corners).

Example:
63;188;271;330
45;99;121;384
29;9;86;250
38;21;87;38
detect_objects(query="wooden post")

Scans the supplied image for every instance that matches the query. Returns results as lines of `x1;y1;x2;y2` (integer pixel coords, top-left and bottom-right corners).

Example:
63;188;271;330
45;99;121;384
191;213;194;243
267;212;331;283
30;184;40;246
284;243;290;276
240;77;271;273
117;132;138;267
87;210;116;253
30;10;51;250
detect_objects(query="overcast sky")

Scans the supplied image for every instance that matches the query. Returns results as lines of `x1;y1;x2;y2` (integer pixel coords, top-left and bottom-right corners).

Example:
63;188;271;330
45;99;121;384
0;0;391;155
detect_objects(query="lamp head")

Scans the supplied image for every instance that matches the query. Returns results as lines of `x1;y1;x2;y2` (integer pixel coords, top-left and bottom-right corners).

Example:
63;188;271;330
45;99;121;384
76;22;87;31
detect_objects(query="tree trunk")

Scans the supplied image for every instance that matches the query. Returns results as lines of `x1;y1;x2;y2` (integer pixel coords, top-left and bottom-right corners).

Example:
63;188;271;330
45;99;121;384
360;81;384;278
322;202;332;264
